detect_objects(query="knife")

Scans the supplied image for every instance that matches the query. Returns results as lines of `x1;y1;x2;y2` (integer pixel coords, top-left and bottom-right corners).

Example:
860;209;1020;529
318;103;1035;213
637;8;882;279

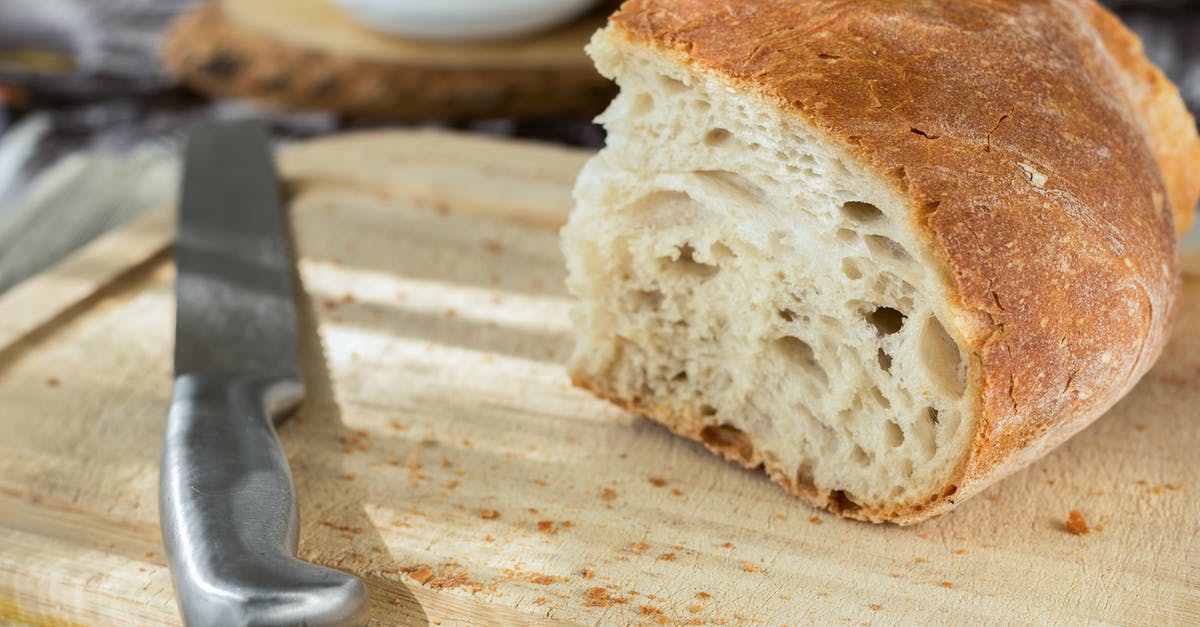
159;121;368;626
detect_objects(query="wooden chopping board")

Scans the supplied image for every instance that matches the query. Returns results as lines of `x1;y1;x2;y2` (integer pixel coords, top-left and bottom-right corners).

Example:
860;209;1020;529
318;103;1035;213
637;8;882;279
0;130;1197;626
162;0;618;119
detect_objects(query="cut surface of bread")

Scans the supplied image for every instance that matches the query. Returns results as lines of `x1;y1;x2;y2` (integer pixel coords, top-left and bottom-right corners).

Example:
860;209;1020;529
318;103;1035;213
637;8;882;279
563;0;1200;523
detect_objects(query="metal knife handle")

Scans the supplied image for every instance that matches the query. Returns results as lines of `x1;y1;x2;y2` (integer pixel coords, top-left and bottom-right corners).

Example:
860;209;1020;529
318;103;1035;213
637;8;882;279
160;373;368;627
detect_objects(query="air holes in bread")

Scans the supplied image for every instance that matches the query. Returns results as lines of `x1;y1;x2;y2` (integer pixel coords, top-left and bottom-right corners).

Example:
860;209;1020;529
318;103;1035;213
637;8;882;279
885;421;905;447
829;490;861;514
841;201;884;224
630;93;654;117
842;258;864;279
919;317;966;396
627;190;698;225
877;348;893;372
633;289;664;309
704;128;732;146
695;170;765;203
865;307;905;335
837;228;858;243
700;424;754;462
664;243;719;279
774;336;828;385
866;234;914;263
659;74;686;92
870;386;891;409
851;445;869;466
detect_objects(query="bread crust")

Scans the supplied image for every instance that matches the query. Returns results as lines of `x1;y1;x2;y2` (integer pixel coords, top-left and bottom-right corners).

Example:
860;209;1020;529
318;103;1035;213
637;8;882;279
588;0;1200;522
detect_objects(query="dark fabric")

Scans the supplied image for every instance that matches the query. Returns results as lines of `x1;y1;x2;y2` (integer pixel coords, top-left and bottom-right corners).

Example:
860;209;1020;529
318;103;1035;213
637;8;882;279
1106;0;1200;114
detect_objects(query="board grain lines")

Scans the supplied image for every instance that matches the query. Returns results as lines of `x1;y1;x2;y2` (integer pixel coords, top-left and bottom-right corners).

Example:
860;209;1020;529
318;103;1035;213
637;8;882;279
0;131;1196;626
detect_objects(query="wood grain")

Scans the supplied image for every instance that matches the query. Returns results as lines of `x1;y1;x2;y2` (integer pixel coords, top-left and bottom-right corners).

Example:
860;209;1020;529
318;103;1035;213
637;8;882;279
0;130;1196;626
162;0;617;119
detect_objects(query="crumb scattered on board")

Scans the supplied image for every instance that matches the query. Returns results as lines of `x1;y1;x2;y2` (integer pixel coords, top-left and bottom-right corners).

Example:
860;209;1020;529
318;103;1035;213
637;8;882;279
1065;510;1090;535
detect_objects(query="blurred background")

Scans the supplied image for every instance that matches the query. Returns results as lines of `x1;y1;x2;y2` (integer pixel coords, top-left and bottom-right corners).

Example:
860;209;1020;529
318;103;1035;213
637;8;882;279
0;0;1196;294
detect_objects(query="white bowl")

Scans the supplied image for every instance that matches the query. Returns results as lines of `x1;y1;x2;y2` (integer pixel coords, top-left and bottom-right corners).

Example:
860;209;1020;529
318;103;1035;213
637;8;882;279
333;0;603;41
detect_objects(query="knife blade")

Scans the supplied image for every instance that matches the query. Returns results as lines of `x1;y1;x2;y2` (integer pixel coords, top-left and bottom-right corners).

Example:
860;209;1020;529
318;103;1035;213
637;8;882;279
159;120;367;627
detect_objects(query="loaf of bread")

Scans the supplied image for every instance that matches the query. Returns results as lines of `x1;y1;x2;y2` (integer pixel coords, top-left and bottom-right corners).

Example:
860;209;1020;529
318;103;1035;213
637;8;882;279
563;0;1200;523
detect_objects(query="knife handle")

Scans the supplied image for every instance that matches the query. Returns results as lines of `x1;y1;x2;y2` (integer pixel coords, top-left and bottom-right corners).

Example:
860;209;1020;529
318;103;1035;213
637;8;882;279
160;373;368;627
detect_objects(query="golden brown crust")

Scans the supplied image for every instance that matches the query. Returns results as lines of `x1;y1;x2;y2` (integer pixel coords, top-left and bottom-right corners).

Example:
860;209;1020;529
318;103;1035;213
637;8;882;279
592;0;1198;522
1077;0;1200;234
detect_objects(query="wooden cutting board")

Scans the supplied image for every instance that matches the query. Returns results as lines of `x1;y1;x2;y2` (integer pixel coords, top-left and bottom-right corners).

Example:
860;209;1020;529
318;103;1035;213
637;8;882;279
0;130;1197;626
162;0;617;119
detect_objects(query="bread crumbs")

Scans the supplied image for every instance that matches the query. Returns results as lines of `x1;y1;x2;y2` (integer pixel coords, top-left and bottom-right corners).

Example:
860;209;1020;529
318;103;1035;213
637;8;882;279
941;581;954;589
671;488;683;496
537;520;557;534
741;562;758;573
809;516;822;525
914;557;928;564
658;553;676;561
533;597;547;606
586;587;627;607
954;549;967;555
649;477;667;487
1065;510;1090;535
45;377;60;387
687;605;703;613
600;488;617;501
870;604;883;611
409;565;433;584
631;541;649;555
480;508;499;519
697;591;712;600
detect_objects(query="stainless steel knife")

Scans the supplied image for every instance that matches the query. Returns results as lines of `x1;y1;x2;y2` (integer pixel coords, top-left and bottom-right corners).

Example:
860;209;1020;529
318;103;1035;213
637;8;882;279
160;121;367;626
